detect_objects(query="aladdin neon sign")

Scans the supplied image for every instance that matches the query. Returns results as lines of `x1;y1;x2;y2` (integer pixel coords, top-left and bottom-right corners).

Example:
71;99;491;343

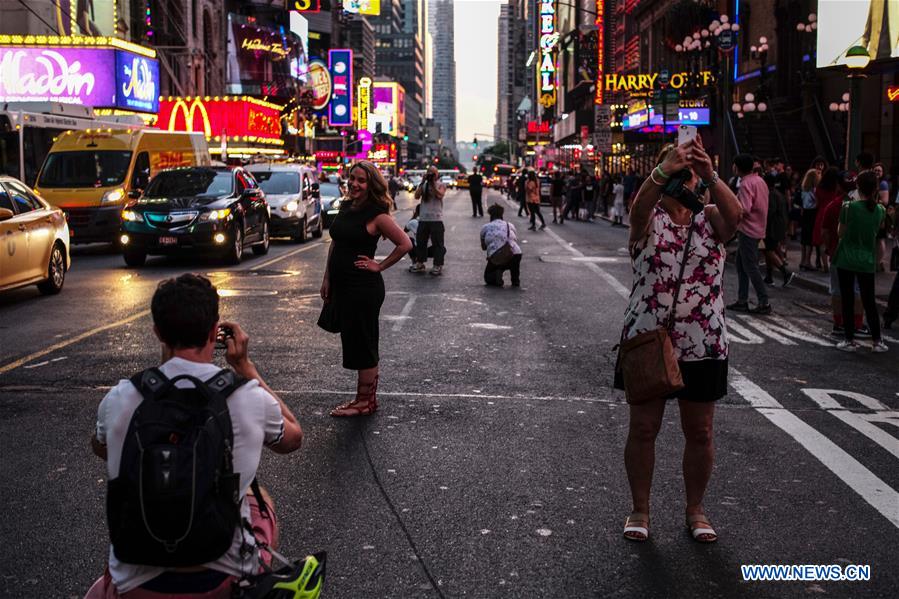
0;45;159;113
538;1;558;108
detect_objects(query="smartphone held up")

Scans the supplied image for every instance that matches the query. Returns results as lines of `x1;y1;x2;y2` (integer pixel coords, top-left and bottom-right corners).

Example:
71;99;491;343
677;125;698;147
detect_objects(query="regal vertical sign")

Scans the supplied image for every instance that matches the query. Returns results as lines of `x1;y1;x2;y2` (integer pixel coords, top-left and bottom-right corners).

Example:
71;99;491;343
538;1;557;108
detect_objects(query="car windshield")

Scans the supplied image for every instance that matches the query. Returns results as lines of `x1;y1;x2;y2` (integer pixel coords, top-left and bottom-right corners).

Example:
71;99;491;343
319;183;341;198
37;151;132;188
143;170;233;198
252;171;300;195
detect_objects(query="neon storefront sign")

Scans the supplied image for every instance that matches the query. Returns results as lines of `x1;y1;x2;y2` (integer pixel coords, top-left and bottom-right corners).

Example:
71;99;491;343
157;96;284;140
538;1;558;108
0;45;159;113
603;70;715;93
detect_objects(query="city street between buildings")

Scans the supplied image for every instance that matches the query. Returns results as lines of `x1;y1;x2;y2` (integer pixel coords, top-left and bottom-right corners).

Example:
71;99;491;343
1;188;896;598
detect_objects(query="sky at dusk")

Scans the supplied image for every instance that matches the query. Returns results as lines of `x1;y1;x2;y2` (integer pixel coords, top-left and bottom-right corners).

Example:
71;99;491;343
454;0;504;143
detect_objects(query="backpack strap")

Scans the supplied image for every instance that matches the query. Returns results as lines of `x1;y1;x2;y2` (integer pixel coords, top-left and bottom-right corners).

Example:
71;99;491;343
129;368;171;403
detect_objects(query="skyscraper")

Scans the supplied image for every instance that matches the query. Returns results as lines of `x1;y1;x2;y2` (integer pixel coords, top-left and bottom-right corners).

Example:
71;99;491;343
429;0;456;151
495;0;531;152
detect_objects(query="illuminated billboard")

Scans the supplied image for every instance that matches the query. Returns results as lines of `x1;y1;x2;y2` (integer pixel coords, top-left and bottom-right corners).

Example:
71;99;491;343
817;0;899;68
538;1;558;108
343;0;381;16
328;49;353;127
0;41;159;113
367;81;405;137
157;96;284;141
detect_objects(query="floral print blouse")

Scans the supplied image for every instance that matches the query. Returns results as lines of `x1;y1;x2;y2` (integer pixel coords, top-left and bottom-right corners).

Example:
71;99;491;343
622;205;728;362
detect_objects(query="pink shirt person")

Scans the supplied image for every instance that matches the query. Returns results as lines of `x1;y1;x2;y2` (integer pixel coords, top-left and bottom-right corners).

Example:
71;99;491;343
736;172;769;239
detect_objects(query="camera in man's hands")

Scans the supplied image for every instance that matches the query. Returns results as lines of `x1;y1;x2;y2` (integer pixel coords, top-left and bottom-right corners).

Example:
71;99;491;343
215;325;234;350
662;169;706;214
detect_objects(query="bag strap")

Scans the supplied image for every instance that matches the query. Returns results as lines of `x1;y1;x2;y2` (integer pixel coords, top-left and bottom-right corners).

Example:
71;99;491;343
665;218;696;331
129;367;170;403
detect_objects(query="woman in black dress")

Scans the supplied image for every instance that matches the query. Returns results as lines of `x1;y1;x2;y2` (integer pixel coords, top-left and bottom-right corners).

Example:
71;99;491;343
321;161;413;417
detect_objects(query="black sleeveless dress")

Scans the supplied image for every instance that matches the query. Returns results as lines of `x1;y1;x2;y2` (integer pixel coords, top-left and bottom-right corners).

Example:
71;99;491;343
328;202;389;370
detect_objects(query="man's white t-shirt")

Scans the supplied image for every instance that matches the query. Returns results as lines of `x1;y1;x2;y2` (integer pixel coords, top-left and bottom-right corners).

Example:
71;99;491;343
613;183;625;204
95;357;285;593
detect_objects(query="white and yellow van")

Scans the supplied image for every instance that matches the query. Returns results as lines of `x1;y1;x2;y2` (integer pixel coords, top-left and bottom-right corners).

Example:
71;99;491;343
34;130;210;243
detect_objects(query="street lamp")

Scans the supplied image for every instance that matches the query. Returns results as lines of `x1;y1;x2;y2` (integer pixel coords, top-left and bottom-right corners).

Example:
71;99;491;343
845;45;870;169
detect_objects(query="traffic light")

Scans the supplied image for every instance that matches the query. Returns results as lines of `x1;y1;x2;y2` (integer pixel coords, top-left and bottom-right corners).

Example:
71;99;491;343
402;134;409;141
473;137;478;149
473;155;478;161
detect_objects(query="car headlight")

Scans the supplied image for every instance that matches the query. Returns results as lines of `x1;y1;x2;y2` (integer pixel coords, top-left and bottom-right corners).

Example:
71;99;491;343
331;199;341;210
101;188;125;204
122;209;141;222
199;208;231;222
283;201;299;213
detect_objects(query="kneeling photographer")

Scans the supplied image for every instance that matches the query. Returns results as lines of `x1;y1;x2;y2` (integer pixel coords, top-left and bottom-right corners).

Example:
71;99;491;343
88;274;311;599
614;135;742;544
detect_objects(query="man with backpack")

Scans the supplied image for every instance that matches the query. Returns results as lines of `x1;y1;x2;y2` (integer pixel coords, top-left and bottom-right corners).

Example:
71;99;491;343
90;274;303;597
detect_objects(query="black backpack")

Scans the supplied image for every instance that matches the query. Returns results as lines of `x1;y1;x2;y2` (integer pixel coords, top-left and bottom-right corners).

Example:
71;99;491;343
107;367;248;567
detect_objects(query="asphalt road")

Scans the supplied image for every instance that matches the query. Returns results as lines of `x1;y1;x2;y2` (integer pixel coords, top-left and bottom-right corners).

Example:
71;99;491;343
0;188;897;599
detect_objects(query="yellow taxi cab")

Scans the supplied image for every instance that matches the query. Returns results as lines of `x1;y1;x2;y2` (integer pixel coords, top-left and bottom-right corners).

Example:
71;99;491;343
0;176;70;294
456;174;470;189
34;129;210;244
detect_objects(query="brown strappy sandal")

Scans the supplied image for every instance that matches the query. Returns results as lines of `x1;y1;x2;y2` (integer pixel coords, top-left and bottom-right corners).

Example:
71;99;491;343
330;376;379;417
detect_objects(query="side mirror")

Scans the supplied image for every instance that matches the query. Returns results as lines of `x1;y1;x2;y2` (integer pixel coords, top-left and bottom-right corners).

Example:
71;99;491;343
0;208;13;221
127;190;141;200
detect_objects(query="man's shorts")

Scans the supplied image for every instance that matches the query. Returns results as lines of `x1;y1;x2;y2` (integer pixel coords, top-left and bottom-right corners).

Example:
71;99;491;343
86;493;278;599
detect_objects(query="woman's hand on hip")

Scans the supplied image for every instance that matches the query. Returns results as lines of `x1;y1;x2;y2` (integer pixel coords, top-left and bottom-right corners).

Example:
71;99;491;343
355;255;382;272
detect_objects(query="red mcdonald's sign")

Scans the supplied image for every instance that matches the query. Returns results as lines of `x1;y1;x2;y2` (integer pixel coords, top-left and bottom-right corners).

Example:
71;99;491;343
157;96;284;139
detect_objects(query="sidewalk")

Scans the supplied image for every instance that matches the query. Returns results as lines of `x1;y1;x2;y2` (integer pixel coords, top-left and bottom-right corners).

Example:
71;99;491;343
594;208;895;301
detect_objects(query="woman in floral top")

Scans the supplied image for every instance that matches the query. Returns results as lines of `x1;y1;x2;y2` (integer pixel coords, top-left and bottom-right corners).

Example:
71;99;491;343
615;136;742;544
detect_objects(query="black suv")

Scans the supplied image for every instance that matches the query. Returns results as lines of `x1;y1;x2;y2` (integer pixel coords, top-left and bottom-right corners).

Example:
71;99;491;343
120;167;270;266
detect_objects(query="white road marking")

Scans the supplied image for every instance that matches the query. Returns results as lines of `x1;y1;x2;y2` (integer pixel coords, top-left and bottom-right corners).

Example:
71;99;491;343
731;315;797;345
469;323;512;330
801;389;899;460
392;294;418;332
541;225;630;300
250;241;325;270
726;319;765;344
730;370;899;529
278;388;618;405
0;243;325;375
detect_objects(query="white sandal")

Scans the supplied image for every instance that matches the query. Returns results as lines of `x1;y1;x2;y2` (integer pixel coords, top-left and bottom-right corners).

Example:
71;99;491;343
686;513;718;543
623;512;649;542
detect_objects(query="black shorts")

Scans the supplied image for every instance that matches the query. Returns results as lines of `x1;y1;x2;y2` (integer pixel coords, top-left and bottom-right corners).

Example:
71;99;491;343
614;358;729;403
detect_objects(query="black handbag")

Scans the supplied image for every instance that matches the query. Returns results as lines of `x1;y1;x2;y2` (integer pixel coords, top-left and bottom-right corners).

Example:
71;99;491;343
317;299;340;333
489;222;515;266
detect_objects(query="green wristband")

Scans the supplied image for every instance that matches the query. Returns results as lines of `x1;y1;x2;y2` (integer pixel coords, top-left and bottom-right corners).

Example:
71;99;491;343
654;165;671;180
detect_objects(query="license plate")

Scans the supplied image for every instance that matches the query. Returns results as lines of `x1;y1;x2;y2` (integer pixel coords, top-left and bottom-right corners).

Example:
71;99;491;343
158;236;178;246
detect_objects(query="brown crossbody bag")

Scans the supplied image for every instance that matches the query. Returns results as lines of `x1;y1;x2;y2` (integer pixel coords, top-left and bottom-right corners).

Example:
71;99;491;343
616;219;695;405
